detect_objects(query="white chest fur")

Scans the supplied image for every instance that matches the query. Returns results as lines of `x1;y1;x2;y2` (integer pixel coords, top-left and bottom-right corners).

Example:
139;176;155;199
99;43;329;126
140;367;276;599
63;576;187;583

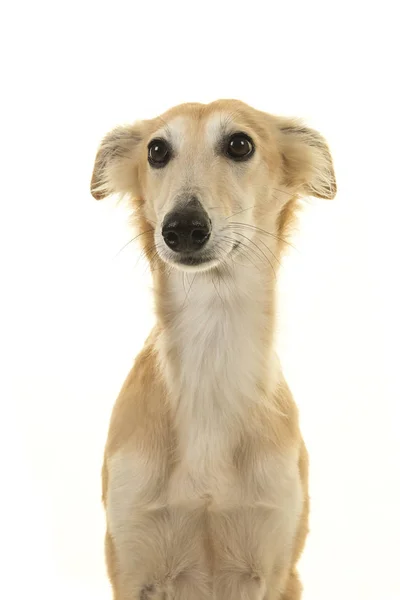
159;267;272;428
156;264;287;503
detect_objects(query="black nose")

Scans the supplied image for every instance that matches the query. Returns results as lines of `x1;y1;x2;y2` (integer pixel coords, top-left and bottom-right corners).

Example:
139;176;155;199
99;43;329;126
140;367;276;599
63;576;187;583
162;198;211;253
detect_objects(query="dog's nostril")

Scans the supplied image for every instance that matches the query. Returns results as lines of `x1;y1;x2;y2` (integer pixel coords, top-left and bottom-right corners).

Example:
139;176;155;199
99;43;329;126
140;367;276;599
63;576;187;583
164;230;180;247
191;229;209;245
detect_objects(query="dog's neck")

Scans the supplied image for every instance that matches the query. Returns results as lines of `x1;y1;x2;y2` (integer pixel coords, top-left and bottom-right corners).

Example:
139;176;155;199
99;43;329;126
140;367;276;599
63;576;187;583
155;258;279;440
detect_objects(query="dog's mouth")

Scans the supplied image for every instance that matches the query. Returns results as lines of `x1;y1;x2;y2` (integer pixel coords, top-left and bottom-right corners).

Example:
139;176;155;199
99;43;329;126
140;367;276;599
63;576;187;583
167;251;221;272
178;254;212;266
157;239;240;272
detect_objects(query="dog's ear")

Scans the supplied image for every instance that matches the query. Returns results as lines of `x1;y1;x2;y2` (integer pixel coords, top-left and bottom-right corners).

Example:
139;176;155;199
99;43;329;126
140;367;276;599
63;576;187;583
278;120;336;200
90;124;143;200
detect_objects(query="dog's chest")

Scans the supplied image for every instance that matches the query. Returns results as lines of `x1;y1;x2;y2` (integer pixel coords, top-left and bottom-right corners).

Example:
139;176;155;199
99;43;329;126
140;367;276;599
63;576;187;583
166;441;299;512
107;440;302;556
158;270;281;507
107;269;303;546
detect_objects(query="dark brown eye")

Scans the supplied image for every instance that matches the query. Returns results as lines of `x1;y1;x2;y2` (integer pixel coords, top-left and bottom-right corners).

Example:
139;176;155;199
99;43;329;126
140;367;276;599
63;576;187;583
148;138;170;168
226;133;254;161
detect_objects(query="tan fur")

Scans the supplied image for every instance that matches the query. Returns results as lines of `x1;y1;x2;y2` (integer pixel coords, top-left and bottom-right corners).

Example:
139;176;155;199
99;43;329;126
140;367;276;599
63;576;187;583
92;99;336;599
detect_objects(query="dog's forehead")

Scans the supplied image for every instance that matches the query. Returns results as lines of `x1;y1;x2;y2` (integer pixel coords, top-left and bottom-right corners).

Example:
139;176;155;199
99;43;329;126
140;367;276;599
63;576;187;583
153;111;236;148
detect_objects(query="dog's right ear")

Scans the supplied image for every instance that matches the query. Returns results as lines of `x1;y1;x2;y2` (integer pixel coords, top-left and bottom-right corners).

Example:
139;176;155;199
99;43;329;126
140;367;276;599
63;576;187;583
277;120;336;200
90;124;143;200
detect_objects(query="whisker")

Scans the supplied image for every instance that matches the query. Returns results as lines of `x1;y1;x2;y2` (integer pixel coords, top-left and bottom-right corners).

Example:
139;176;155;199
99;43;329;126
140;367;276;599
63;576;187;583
132;215;157;227
181;273;197;309
115;229;154;258
230;231;277;279
226;229;282;269
145;244;163;273
212;275;225;307
272;187;296;197
132;242;158;270
226;222;297;250
225;205;255;220
155;115;172;138
219;236;262;271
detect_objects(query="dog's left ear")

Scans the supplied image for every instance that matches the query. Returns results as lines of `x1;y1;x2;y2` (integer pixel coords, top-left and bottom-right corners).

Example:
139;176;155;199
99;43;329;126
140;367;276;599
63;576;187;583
90;123;143;200
278;120;336;199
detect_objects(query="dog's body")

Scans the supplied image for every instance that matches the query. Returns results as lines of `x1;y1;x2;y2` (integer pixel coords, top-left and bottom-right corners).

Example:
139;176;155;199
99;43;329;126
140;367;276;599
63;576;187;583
92;100;336;599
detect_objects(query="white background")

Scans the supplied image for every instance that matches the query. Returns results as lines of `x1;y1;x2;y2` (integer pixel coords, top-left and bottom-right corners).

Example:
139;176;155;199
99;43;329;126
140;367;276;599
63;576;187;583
1;2;399;599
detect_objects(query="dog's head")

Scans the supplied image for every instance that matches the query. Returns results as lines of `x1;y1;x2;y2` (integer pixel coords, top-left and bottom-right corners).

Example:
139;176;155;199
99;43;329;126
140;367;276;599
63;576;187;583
91;100;336;272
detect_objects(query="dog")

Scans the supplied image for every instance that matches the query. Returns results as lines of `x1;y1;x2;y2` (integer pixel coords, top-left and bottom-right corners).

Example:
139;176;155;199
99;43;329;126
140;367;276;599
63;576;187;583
91;99;336;600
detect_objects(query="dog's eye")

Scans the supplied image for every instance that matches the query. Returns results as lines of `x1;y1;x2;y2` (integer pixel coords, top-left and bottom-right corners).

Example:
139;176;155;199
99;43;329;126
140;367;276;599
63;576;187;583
148;139;171;168
226;133;254;161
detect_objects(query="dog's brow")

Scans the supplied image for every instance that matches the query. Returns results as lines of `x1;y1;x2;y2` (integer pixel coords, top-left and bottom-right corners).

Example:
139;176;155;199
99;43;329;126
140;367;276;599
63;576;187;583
153;116;188;147
206;112;235;146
